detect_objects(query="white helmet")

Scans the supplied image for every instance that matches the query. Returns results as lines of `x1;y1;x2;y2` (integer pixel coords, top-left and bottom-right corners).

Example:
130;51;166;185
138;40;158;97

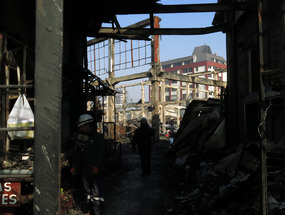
78;114;94;127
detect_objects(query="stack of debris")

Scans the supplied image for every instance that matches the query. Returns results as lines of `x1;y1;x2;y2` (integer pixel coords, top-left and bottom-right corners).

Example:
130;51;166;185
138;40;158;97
165;99;285;215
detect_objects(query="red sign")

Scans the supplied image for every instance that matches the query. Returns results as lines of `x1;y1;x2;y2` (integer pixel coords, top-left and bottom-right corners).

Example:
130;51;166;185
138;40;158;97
0;182;21;206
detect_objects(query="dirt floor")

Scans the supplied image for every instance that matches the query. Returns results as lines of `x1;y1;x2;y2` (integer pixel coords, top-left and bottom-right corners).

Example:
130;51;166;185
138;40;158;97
67;142;176;215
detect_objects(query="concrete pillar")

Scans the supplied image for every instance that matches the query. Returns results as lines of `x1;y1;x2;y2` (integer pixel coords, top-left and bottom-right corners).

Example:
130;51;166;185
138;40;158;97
214;72;218;98
151;77;160;142
161;80;166;132
177;107;180;127
151;16;160;143
122;86;126;123
193;77;197;99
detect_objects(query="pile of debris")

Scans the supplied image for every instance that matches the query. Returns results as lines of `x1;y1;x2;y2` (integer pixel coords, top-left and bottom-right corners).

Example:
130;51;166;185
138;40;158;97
165;99;285;215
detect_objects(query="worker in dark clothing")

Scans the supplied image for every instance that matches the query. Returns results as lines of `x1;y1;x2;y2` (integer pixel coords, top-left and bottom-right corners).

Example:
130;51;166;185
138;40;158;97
71;114;106;215
132;117;155;176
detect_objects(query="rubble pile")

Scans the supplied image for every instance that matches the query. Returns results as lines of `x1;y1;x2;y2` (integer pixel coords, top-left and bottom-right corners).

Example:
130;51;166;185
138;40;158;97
166;99;285;215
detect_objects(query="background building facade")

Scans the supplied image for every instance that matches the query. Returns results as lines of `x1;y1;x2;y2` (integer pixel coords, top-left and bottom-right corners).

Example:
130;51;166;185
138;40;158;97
161;45;227;101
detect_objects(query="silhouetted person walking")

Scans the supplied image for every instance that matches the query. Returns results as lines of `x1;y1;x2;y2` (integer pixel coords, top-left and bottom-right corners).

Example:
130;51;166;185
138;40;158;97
132;117;155;176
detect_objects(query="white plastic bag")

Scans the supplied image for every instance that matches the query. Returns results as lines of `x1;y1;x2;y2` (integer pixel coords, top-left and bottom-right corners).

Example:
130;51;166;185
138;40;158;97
7;94;34;139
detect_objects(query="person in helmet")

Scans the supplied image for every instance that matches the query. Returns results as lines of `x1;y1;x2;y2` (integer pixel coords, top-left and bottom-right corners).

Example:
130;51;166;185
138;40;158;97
71;114;106;215
132;117;155;176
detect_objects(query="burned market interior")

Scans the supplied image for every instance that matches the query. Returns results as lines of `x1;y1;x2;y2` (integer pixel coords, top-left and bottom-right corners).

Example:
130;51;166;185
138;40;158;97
1;0;285;214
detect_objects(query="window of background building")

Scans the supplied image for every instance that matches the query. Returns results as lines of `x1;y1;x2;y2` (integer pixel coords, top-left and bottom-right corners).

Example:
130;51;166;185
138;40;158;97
173;62;181;67
183;68;193;74
195;67;199;72
163;64;171;69
171;95;177;100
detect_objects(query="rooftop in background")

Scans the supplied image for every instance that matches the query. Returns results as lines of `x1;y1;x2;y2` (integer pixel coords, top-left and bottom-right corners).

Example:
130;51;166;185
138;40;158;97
161;45;226;67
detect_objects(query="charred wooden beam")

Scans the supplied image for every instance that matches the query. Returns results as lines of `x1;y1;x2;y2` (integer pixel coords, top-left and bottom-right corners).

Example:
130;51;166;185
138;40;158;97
115;3;250;14
34;0;63;214
94;24;230;37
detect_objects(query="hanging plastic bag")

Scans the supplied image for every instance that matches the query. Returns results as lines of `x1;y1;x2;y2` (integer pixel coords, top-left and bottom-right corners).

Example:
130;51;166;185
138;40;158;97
7;94;34;139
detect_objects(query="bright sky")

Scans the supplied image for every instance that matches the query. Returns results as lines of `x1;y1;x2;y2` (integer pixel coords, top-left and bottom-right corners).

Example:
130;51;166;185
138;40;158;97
116;0;226;61
101;0;227;102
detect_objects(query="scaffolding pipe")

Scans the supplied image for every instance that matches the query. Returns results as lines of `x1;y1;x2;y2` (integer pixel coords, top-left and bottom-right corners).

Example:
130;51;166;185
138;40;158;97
258;1;268;214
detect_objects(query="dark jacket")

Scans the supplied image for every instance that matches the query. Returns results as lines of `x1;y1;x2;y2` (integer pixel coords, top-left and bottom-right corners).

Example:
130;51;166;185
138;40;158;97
133;124;155;150
73;128;106;174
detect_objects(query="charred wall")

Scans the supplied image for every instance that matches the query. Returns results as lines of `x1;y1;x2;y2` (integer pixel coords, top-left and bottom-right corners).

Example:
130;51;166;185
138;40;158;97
226;3;259;146
226;0;285;146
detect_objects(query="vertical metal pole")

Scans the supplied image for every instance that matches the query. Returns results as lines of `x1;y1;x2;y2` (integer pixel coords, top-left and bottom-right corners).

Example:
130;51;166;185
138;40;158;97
161;80;166;132
141;82;145;117
34;1;63;214
122;86;126;123
23;45;27;86
258;1;267;214
0;32;7;164
151;16;160;143
108;38;115;122
5;65;10;154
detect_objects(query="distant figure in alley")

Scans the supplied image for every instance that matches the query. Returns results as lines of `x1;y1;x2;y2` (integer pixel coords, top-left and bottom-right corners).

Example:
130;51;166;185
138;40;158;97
132;117;155;176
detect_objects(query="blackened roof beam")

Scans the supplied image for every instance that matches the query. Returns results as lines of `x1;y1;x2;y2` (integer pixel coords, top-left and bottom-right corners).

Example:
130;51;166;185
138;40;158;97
114;2;250;14
88;18;154;45
93;23;230;37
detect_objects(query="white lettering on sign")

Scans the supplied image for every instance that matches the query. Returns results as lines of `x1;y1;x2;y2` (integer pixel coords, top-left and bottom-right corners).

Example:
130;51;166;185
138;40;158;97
2;194;8;205
0;182;21;206
9;194;17;204
0;182;12;192
4;182;11;192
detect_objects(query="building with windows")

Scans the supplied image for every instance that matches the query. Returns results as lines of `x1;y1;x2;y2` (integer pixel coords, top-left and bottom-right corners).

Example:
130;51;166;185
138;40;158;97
161;45;227;101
